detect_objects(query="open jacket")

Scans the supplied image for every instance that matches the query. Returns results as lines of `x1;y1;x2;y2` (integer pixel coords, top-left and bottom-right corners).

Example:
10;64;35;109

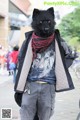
14;29;76;93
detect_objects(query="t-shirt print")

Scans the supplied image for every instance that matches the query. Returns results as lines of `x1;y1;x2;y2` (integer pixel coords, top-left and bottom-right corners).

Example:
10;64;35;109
28;42;56;84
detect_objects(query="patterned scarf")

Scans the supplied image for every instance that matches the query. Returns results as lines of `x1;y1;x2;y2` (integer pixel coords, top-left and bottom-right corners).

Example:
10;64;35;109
32;32;55;60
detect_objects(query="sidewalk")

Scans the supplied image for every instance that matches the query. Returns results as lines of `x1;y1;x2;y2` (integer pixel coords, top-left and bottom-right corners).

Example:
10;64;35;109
0;69;20;120
0;68;80;120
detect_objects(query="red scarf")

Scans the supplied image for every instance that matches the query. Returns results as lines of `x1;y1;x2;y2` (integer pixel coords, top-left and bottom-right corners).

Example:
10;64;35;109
32;32;55;60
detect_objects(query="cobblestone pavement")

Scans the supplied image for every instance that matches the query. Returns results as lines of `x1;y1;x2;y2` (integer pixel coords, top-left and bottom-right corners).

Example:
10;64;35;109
0;68;80;120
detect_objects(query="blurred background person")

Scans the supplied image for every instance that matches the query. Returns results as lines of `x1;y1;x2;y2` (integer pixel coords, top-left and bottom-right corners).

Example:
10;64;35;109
0;46;7;74
6;50;13;76
10;46;19;83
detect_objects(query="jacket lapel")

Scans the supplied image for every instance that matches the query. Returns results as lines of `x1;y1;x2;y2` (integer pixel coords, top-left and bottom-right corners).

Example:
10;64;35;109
16;39;33;91
55;39;69;91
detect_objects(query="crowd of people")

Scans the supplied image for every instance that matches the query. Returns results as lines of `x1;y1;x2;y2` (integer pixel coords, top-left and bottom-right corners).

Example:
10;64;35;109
0;45;19;83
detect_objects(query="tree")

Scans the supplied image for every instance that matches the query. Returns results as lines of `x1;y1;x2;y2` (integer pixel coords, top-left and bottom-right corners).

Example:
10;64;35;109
58;7;80;50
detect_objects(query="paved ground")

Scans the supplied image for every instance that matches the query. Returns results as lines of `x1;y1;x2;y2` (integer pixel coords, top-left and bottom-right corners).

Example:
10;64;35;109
51;68;80;120
0;68;80;120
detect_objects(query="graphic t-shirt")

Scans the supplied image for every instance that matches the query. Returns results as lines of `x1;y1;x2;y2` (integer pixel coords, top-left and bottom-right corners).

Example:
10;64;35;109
27;42;56;84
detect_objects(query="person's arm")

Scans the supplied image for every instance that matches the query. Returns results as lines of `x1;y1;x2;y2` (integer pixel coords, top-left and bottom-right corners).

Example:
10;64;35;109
18;40;26;61
61;38;77;59
60;38;78;68
14;41;26;107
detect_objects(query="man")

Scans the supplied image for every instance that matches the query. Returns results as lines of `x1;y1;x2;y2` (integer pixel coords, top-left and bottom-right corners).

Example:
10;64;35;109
14;7;77;120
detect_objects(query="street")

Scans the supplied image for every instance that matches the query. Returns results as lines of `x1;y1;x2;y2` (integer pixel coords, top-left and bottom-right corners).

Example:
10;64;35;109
0;69;20;120
0;68;80;120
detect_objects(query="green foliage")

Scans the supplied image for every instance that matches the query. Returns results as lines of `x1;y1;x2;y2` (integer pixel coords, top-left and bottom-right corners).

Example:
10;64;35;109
58;7;80;50
68;37;80;50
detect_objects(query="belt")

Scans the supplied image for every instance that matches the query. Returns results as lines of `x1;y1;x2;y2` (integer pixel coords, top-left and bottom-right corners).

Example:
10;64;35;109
35;81;48;84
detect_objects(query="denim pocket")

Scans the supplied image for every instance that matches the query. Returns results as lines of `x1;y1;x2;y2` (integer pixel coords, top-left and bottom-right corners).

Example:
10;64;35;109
24;82;30;94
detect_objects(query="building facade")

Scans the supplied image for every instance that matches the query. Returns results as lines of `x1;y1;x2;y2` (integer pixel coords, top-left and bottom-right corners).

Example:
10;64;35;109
0;0;9;47
9;0;31;47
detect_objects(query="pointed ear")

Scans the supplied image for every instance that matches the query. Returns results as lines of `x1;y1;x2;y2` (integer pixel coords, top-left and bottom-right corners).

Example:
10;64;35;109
32;8;40;19
47;7;54;16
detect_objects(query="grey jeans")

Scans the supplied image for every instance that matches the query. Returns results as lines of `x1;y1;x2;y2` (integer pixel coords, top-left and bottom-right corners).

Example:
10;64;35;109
20;82;55;120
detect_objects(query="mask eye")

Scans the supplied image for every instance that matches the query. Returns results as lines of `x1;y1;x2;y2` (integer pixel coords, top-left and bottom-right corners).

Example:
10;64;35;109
40;21;42;24
48;20;51;24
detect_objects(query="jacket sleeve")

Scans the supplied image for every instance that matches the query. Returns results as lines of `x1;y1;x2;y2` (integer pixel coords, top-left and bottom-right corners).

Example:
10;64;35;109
18;40;26;62
61;38;77;58
14;42;26;107
60;38;78;68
